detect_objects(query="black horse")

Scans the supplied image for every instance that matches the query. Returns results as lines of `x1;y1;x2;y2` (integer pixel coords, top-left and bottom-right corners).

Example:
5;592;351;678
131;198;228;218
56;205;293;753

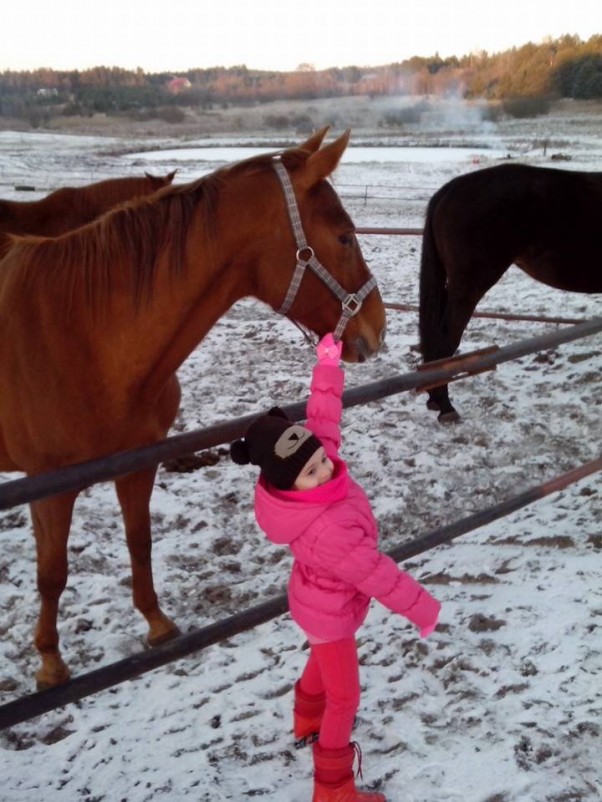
419;162;602;422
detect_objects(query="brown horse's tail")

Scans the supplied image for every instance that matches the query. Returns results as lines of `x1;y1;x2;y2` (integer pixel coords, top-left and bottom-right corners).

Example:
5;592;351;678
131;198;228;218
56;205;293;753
418;191;448;363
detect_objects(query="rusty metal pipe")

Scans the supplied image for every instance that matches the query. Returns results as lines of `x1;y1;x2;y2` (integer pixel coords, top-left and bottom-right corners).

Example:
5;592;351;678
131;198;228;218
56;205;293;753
356;227;423;235
0;455;599;730
384;301;588;326
1;318;601;511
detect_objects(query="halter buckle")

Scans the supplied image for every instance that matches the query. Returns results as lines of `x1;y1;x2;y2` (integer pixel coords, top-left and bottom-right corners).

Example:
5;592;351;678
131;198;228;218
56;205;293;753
296;246;314;264
341;294;363;316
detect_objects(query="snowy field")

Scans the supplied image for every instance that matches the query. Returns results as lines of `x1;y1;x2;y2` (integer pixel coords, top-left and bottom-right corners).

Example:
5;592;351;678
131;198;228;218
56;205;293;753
0;109;600;802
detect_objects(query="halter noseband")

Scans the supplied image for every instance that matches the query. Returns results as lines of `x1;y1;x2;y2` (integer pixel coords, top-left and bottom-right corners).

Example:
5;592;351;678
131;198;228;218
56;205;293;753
273;160;377;341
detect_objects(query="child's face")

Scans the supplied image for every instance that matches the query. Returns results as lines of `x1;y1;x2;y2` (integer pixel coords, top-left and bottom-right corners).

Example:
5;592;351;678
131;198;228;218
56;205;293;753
293;447;334;491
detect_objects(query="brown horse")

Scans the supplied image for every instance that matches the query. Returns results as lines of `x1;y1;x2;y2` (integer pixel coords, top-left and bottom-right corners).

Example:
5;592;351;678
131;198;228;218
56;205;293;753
0;127;385;688
419;163;602;422
0;171;176;256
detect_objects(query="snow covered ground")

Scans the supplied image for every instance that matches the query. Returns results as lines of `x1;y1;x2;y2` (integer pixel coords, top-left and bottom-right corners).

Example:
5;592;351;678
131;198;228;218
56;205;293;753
0;108;600;801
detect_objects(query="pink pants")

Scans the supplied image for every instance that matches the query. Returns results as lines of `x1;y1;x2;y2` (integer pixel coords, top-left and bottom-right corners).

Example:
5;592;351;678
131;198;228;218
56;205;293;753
298;637;360;749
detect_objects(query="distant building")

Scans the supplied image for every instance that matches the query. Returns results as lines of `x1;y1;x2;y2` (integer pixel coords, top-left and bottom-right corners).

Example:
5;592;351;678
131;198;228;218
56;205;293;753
167;77;192;95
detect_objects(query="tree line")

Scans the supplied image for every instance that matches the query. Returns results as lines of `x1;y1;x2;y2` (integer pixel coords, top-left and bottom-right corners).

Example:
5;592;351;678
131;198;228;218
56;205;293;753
0;34;600;126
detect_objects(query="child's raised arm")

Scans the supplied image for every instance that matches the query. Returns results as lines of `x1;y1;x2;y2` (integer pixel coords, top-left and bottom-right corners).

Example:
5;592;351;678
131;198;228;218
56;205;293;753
305;334;344;459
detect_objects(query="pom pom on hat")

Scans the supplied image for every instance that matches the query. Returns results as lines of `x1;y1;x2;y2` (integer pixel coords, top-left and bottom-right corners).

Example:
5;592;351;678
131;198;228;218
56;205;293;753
230;438;251;465
229;407;322;490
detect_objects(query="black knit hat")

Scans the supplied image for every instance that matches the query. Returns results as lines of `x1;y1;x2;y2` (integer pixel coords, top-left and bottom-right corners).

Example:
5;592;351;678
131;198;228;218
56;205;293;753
230;407;323;490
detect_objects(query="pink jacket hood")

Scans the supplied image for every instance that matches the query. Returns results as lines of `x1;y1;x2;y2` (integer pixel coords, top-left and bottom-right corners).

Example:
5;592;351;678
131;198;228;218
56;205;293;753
255;457;349;546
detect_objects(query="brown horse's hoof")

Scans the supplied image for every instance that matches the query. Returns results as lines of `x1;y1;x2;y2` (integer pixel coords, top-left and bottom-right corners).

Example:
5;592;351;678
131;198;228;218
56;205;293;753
35;663;71;691
438;409;461;424
148;625;182;647
36;676;70;692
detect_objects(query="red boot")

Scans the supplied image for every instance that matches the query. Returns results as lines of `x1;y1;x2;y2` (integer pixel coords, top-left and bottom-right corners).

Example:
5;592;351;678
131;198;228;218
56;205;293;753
312;742;387;801
294;681;326;745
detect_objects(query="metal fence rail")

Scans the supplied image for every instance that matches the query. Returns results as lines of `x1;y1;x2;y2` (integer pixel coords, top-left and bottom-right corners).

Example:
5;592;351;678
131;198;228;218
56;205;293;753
356;227;423;235
1;317;601;511
1;317;601;730
383;301;588;326
1;455;599;730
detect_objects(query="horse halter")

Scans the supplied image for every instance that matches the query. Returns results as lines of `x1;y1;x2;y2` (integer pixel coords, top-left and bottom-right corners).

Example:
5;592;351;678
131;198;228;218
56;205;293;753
273;160;377;341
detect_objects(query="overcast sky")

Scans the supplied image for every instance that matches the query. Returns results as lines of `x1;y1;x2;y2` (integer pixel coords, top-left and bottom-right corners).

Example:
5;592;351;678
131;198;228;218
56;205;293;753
2;0;599;73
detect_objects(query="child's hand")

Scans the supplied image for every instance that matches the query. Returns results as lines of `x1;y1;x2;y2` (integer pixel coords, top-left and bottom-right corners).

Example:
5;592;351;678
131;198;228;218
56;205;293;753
408;591;440;638
419;616;439;639
316;334;342;365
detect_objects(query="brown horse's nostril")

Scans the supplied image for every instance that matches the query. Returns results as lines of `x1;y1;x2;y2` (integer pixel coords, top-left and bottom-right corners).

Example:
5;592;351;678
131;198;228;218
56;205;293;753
354;336;379;362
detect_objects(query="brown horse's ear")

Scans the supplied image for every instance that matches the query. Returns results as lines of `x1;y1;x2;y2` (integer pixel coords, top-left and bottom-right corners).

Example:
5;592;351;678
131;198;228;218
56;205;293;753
298;129;350;189
145;169;177;183
298;125;330;154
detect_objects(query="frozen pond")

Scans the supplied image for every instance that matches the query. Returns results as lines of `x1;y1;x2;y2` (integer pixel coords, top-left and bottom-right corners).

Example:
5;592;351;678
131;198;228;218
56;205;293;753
126;144;509;165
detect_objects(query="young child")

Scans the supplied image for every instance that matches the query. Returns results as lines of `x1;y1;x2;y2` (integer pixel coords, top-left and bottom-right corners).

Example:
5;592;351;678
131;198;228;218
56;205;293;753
230;334;441;802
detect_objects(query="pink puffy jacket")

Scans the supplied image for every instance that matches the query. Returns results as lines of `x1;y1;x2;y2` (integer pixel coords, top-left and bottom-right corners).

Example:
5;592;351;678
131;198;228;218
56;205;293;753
254;361;440;641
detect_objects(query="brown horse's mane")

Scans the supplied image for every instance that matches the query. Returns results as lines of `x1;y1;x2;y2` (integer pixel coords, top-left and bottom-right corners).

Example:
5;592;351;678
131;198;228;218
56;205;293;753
41;171;174;214
9;149;308;315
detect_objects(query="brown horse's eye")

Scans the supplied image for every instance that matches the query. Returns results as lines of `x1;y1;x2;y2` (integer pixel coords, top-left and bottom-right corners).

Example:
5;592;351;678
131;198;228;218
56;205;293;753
338;233;354;246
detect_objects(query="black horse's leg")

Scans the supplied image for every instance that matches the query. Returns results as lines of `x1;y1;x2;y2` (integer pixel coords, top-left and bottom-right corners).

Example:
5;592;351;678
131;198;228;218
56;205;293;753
422;292;470;421
432;266;511;422
437;297;481;421
419;182;515;422
424;332;459;421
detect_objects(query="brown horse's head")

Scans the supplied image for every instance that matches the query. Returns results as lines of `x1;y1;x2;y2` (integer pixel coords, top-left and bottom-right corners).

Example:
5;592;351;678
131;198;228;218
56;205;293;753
243;128;386;362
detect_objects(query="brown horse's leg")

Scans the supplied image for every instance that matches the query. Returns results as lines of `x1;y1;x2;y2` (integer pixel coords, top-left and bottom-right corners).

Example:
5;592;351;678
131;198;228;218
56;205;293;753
30;492;78;689
115;467;180;646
